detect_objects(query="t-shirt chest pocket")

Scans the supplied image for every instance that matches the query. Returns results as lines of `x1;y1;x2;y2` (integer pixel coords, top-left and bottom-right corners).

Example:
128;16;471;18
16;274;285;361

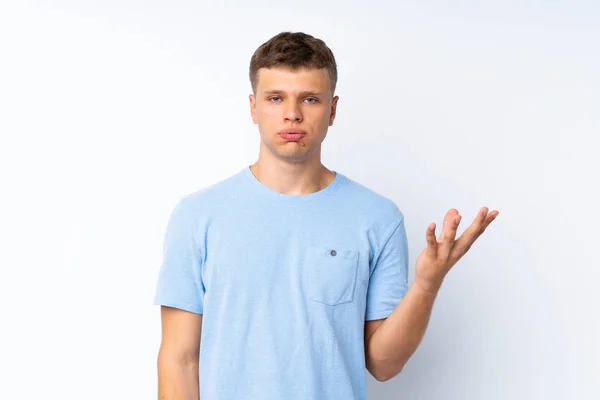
303;244;359;306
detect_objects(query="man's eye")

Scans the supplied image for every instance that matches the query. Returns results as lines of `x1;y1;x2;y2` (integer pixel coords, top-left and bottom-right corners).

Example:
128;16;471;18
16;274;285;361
269;97;281;103
305;98;317;104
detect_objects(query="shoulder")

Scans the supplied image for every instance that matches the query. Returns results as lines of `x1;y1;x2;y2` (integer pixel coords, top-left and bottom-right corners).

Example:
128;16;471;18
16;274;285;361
162;169;248;231
173;169;247;213
338;174;405;224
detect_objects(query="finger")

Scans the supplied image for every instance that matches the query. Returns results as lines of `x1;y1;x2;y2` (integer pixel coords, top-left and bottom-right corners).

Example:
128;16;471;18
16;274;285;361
425;222;438;258
480;210;499;234
474;208;500;237
438;209;460;259
472;210;499;241
453;207;499;256
453;207;487;254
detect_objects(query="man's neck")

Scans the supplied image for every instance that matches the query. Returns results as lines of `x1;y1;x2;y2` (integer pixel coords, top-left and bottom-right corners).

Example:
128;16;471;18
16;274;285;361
249;158;336;196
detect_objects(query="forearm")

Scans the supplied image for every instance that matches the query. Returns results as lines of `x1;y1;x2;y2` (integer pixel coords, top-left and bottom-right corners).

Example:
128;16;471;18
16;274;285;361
157;349;200;400
366;280;441;381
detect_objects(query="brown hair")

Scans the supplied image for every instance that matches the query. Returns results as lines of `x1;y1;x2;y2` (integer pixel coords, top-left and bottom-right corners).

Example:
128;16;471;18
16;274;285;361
249;31;338;95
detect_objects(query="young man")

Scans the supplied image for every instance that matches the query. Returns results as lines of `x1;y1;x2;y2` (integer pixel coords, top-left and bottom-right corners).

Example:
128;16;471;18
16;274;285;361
154;31;498;400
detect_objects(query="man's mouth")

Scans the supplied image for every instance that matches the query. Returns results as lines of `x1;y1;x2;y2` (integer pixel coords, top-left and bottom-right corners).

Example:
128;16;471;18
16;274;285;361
279;130;306;141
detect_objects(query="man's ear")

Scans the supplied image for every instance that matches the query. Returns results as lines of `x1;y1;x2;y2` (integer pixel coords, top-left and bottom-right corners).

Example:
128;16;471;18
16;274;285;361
249;94;258;125
329;95;339;126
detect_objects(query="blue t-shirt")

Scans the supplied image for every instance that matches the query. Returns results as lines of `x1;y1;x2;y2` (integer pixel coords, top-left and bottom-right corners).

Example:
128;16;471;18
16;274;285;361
154;166;409;400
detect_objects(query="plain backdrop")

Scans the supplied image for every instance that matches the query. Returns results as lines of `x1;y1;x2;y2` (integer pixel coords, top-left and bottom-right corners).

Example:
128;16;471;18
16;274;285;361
1;1;598;399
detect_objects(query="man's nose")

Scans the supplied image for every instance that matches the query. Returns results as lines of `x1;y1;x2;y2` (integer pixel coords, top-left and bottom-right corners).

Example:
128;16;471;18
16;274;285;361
284;102;303;122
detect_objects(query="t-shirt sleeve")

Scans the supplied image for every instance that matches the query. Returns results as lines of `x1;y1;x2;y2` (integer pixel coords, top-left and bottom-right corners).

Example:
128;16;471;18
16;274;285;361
153;197;205;314
365;216;409;321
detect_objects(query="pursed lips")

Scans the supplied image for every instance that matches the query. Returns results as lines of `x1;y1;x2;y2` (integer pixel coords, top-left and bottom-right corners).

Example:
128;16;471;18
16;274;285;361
279;129;307;141
279;129;307;135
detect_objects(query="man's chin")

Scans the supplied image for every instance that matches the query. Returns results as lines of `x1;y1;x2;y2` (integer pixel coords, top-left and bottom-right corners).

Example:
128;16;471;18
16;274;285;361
262;141;316;162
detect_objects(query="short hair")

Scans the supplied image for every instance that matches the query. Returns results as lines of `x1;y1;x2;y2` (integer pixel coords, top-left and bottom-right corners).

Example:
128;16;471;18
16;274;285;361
249;31;338;95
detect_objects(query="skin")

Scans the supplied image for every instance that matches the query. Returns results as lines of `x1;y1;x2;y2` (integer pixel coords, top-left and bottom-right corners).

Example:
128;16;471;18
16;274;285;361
364;207;499;381
157;306;202;399
248;66;339;195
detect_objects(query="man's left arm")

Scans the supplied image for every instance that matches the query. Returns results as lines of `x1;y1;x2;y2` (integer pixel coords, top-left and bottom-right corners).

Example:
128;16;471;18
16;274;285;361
365;207;499;382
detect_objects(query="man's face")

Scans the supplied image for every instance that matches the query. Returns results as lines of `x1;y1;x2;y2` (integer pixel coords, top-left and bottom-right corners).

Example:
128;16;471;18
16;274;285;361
249;67;339;163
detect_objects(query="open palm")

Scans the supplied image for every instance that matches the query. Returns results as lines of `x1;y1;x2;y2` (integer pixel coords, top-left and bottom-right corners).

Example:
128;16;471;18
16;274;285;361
414;207;499;292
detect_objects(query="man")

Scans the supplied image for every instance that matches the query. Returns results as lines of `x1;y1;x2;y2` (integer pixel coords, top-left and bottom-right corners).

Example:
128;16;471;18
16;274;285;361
154;31;499;400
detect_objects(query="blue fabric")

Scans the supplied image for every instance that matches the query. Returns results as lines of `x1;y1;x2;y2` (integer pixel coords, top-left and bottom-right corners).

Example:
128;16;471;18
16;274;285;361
154;166;409;400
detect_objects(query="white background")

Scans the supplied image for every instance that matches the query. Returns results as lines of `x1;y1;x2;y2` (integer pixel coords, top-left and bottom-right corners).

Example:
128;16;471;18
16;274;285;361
1;1;598;399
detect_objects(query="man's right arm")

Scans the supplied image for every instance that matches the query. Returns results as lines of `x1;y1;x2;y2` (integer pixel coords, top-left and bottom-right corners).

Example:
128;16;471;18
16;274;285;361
157;306;203;400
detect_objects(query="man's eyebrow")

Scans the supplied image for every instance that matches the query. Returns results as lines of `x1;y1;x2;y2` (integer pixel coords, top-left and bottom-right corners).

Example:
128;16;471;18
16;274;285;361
262;90;324;96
